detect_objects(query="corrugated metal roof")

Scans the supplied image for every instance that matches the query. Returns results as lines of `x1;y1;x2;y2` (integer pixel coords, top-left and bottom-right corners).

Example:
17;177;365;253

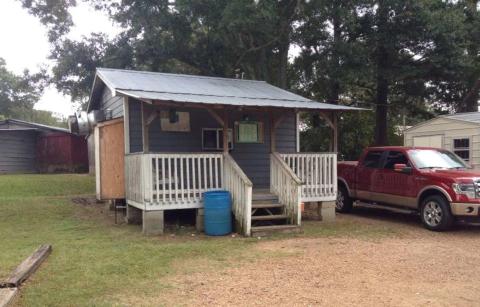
0;119;70;133
441;112;480;124
91;68;364;111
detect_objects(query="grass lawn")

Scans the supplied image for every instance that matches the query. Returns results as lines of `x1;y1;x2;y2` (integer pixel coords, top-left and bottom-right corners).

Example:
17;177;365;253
0;174;398;306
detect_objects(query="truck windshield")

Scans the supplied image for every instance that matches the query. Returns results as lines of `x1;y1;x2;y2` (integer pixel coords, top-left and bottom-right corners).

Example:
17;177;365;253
408;149;469;169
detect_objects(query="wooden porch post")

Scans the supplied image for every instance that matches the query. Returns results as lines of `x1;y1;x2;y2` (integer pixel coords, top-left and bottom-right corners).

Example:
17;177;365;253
223;108;229;153
270;111;276;153
319;111;338;153
141;102;149;153
296;111;300;153
270;110;286;153
332;113;338;153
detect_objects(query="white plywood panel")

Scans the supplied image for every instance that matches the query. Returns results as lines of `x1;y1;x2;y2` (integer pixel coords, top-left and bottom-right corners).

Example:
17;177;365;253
413;135;443;148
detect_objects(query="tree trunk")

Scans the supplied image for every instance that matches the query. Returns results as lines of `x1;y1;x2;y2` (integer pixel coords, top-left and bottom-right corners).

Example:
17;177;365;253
462;78;480;112
329;2;341;104
374;2;389;146
375;74;389;146
462;0;480;112
278;41;289;89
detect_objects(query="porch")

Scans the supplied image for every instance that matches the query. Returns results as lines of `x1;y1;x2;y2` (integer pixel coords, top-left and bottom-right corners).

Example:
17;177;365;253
125;151;337;236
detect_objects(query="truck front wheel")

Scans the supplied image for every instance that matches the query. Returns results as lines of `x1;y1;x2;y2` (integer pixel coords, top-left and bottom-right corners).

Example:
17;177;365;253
420;195;454;231
336;185;353;213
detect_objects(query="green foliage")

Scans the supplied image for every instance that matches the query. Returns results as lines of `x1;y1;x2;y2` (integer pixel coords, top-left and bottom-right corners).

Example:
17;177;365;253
0;58;65;126
0;58;43;117
16;0;480;150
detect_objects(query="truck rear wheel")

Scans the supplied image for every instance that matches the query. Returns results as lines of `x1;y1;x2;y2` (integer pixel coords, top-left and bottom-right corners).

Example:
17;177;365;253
420;195;454;231
336;185;353;213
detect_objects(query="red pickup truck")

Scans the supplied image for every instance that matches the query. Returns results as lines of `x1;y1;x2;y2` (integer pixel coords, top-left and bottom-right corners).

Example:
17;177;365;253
337;146;480;231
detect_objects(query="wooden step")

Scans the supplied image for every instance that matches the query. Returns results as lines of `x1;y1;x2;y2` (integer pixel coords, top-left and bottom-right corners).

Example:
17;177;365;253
251;225;302;237
252;203;284;209
252;193;278;202
251;214;288;221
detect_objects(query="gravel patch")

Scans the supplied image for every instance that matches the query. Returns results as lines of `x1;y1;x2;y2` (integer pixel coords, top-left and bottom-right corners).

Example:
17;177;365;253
160;214;480;306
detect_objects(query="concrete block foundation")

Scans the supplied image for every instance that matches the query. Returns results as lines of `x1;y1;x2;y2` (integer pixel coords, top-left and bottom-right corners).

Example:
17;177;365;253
302;201;336;222
125;204;142;224
196;208;204;232
142;210;164;235
320;201;336;222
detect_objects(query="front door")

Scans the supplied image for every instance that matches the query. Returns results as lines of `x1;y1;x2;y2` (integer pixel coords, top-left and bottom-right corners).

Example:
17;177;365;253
375;150;416;208
355;150;384;200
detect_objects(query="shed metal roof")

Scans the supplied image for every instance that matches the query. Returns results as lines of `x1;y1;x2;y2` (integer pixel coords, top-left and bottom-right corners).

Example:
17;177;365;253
0;119;70;133
441;112;480;124
89;68;364;111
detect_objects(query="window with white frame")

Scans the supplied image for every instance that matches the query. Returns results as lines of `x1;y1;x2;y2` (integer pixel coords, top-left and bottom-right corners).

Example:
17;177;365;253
453;138;470;162
202;128;233;150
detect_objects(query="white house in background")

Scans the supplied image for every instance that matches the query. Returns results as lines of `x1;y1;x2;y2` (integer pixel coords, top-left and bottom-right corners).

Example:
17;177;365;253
404;112;480;168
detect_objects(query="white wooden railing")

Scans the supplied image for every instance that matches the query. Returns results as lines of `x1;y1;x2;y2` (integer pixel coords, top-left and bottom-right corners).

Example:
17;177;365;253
223;153;253;236
270;153;302;225
125;153;144;205
279;153;337;202
125;153;224;209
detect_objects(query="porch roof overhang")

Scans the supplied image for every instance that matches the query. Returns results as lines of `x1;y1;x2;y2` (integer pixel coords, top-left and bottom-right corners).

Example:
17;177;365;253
88;68;366;112
115;89;363;111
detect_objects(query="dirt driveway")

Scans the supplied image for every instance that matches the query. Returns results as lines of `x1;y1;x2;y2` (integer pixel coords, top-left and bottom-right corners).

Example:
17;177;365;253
159;207;480;306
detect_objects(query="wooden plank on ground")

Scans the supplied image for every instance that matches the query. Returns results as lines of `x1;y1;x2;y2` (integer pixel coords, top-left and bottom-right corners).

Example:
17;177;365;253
0;288;17;307
0;245;52;288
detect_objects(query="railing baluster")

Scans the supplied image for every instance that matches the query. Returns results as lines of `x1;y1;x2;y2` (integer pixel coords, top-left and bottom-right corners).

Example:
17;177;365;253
180;157;184;202
213;158;218;189
155;157;159;202
186;157;191;202
203;156;207;193
161;157;165;203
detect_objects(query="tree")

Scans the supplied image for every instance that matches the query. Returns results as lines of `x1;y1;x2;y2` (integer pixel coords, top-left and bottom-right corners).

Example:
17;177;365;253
17;0;309;107
294;0;368;104
0;58;63;126
0;58;43;118
18;0;480;153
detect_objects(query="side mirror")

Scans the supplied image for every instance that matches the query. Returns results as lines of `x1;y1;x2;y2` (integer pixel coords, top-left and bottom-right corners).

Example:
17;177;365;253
394;163;412;174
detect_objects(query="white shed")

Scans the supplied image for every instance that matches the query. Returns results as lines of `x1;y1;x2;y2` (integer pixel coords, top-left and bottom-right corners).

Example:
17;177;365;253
404;112;480;168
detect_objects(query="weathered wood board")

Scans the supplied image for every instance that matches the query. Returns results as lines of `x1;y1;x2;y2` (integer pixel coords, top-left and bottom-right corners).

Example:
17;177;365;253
0;288;17;307
1;245;51;288
96;119;125;200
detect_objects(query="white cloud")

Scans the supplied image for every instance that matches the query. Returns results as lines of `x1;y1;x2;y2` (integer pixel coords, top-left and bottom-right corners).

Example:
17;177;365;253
0;0;120;118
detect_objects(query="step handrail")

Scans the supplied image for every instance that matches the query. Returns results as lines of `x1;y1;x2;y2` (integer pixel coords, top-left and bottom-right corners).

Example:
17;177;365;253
223;153;253;236
270;152;303;225
271;153;302;185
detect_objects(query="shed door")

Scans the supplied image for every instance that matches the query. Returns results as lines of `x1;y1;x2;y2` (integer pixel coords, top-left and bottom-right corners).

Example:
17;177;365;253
413;135;443;148
95;119;125;200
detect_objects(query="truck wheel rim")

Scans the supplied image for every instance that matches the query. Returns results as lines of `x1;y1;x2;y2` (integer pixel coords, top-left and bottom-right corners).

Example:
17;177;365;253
336;191;344;210
423;201;443;227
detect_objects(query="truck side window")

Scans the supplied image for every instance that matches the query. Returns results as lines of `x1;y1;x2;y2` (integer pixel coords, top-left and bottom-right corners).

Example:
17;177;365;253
362;151;383;168
384;151;409;169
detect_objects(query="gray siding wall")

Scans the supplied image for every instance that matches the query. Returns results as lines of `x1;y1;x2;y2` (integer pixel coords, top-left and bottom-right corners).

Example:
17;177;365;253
100;86;124;119
133;101;297;187
128;99;143;153
0;130;37;173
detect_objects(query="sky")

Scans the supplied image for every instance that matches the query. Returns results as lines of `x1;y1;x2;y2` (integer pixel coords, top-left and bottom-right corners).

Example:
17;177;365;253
0;0;120;118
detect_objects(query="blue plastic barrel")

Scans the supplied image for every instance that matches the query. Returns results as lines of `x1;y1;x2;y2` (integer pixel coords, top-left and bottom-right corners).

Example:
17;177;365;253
203;190;232;236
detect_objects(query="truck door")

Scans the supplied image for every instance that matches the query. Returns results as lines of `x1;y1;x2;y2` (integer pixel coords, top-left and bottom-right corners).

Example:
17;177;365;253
375;150;417;208
355;150;385;200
